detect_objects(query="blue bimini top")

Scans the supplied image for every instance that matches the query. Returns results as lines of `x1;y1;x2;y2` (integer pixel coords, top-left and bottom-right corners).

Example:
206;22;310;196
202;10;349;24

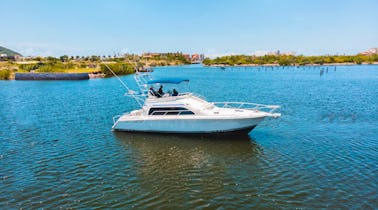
147;78;189;84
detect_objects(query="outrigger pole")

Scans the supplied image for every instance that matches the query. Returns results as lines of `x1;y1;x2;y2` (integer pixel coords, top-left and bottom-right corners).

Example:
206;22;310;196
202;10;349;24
102;63;143;107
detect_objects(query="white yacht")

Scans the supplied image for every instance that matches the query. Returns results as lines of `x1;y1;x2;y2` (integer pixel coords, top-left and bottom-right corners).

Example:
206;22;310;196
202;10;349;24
112;73;281;135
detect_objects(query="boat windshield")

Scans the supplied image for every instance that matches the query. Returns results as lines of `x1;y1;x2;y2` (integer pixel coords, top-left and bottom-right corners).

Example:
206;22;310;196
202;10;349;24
147;78;190;98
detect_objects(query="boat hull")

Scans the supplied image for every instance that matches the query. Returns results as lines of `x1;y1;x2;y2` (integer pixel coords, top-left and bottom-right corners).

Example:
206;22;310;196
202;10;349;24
112;117;264;134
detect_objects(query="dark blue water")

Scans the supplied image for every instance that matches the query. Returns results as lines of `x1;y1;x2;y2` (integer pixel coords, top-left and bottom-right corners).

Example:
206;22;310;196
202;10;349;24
1;65;377;209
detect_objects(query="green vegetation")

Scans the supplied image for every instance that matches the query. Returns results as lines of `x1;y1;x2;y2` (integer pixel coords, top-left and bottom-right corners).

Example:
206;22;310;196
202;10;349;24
0;52;192;79
18;61;94;73
0;69;10;80
144;53;191;66
123;53;191;66
203;54;378;66
100;63;135;77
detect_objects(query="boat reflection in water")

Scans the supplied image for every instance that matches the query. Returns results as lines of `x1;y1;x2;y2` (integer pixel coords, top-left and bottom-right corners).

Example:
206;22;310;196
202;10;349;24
114;132;263;164
113;132;265;208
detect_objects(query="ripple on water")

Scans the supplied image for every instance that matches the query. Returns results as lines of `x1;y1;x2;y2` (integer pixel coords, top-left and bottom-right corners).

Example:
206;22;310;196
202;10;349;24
0;66;377;209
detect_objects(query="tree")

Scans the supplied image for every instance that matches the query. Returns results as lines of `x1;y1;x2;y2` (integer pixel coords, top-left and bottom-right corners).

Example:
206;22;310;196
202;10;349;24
46;56;58;62
60;55;69;62
35;56;43;62
353;56;363;65
90;55;100;62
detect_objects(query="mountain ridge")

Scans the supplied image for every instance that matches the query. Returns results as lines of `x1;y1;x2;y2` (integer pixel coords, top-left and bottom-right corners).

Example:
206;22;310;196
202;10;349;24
0;46;22;56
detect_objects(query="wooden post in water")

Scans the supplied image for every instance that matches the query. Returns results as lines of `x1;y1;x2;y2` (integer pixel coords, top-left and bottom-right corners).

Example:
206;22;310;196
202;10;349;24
320;68;324;77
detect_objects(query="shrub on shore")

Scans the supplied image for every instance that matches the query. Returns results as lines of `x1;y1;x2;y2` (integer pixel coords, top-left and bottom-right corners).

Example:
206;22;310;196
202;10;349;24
100;63;135;77
19;62;86;73
19;63;42;71
0;70;11;80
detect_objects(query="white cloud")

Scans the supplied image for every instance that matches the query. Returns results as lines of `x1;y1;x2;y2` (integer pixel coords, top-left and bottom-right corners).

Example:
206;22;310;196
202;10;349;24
12;42;82;57
205;49;237;58
253;50;269;56
120;48;131;54
205;48;273;58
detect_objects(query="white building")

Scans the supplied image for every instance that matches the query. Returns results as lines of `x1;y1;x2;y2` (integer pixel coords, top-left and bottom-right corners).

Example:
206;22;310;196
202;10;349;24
360;48;378;55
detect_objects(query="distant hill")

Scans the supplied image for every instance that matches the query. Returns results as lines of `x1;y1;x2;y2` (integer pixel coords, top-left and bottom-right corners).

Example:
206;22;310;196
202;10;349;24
0;46;22;56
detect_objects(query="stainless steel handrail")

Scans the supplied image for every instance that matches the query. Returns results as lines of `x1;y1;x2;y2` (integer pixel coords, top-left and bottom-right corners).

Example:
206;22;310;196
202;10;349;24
212;102;280;113
112;115;122;124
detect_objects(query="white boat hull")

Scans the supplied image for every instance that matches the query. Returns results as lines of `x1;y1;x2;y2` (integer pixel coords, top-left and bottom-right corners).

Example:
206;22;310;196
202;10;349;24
113;116;265;134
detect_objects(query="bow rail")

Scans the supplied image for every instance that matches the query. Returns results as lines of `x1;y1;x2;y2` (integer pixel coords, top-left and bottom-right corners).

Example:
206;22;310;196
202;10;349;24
212;102;281;117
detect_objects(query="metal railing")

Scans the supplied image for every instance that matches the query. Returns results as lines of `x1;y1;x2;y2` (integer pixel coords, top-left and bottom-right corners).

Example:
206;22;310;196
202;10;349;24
134;72;152;95
146;92;192;99
112;115;122;124
212;102;280;113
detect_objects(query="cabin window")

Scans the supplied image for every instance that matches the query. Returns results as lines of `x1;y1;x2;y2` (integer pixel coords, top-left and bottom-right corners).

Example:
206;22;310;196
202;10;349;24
148;107;194;115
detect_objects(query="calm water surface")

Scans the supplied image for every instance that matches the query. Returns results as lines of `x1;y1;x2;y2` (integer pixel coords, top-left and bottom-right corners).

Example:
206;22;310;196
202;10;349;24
0;65;377;209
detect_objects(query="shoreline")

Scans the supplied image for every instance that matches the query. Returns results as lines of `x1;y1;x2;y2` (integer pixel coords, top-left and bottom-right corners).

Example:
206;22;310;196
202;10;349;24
206;62;378;67
0;53;191;80
1;62;378;80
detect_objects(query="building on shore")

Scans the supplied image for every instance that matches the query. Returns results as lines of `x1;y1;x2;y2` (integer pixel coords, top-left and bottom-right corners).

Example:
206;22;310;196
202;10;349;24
266;50;295;56
267;50;281;56
141;53;165;58
359;48;378;55
0;53;23;61
183;54;190;61
190;53;205;64
140;52;205;64
200;54;205;61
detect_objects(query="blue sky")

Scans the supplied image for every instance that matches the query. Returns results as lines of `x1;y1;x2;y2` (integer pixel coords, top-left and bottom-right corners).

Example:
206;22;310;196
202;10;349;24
1;0;377;57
